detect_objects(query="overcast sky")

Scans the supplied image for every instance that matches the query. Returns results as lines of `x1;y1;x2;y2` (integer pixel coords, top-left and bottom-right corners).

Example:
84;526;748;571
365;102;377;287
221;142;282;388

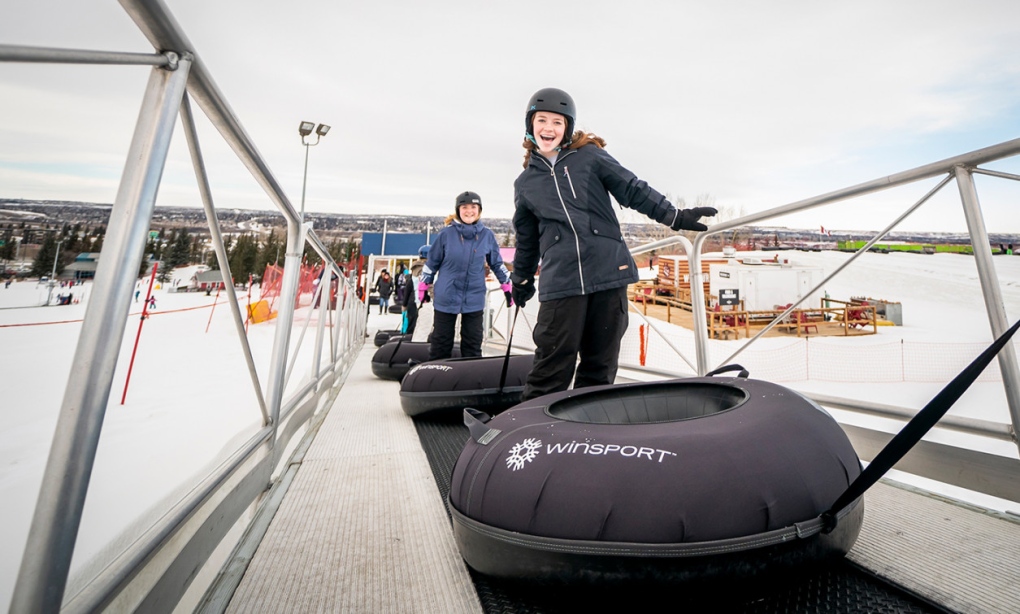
2;0;1020;233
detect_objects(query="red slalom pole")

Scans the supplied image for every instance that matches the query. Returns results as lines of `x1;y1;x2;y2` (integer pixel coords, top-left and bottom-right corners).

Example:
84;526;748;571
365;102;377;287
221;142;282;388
121;262;158;405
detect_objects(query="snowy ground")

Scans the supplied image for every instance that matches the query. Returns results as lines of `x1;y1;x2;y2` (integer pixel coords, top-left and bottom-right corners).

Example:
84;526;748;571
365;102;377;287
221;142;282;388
0;266;335;608
2;251;1019;607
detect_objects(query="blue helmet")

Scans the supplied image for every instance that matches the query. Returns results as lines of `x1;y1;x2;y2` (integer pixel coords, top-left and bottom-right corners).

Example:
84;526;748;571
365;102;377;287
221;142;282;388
418;244;430;259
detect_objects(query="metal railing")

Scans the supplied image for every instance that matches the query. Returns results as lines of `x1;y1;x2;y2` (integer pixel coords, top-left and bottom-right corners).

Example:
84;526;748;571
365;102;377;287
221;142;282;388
488;144;1020;508
2;0;366;611
4;0;1020;609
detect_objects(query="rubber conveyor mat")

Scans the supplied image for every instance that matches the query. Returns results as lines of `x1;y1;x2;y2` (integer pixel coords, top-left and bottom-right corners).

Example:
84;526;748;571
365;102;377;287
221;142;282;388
413;413;952;614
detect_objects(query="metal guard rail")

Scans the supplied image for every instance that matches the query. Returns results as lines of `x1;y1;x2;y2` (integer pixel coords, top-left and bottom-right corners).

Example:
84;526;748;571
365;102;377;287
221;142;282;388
489;140;1020;508
4;0;368;611
3;0;1018;609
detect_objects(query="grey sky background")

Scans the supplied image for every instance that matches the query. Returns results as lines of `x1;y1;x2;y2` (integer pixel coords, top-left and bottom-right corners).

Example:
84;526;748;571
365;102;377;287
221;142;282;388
2;0;1020;233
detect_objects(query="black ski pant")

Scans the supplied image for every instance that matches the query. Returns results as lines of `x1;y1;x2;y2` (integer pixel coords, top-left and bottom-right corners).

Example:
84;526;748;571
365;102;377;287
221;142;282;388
522;286;629;401
429;309;483;360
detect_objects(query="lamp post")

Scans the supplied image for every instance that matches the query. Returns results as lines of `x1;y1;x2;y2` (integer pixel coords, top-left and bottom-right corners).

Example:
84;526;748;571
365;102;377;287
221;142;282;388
298;121;330;223
46;238;63;305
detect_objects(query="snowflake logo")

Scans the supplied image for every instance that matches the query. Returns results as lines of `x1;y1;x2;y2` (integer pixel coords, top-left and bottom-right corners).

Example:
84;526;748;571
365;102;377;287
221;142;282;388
506;438;542;471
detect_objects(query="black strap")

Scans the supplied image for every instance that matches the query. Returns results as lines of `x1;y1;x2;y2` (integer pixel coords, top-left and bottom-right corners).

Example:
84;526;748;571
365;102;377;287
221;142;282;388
465;407;501;444
822;318;1020;531
387;337;404;368
704;364;749;378
498;306;519;393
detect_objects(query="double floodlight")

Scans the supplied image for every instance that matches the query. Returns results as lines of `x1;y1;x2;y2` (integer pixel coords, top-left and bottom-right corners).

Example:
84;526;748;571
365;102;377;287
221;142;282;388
298;121;331;139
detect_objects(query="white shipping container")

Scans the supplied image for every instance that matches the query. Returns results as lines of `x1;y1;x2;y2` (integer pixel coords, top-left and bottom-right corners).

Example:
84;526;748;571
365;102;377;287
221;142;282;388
709;261;825;311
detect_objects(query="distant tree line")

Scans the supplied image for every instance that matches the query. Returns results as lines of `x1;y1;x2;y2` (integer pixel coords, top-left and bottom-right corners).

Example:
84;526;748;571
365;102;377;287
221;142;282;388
7;220;361;282
142;228;360;285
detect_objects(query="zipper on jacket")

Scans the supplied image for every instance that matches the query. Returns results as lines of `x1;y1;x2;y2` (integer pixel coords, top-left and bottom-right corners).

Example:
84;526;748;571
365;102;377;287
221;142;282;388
563;166;577;199
537;151;584;294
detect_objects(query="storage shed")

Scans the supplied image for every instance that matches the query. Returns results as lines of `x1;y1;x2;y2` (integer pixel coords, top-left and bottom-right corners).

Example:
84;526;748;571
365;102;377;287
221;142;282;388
709;259;824;311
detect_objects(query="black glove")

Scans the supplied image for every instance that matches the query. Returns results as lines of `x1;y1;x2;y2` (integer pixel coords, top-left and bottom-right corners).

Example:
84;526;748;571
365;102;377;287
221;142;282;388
510;273;536;308
671;207;718;232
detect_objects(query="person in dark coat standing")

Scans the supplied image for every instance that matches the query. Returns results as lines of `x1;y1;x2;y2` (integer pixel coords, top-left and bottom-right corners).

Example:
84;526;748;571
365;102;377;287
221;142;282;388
373;270;393;314
510;88;716;400
420;191;512;360
401;254;427;335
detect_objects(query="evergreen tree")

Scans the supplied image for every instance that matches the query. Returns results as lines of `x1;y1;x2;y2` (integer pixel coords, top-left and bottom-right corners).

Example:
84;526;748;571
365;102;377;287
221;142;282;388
206;248;219;270
69;223;83;253
32;233;61;277
228;233;258;284
0;228;16;264
327;237;346;264
189;235;204;263
256;229;281;276
210;235;233;271
158;229;191;283
302;243;322;266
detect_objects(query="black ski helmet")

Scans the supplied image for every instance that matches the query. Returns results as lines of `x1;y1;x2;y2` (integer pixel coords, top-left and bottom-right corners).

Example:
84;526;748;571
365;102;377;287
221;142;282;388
455;191;482;222
525;88;576;147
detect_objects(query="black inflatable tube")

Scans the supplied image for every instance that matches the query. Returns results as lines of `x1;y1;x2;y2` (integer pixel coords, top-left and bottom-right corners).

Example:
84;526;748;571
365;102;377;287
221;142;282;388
373;329;408;347
450;497;863;585
399;354;534;416
402;387;525;417
370;340;460;381
448;376;865;584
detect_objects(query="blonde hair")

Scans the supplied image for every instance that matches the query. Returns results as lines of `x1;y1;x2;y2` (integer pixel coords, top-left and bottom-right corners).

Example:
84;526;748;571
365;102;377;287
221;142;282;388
522;131;606;167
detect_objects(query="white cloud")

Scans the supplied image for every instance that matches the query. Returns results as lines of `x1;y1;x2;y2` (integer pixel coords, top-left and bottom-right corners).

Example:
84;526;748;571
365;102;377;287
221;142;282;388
2;0;1020;232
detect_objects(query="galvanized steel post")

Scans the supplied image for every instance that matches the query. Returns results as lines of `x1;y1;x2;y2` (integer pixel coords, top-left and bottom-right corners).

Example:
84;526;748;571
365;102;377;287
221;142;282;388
954;165;1020;446
265;222;306;429
313;267;330;384
689;234;710;375
180;93;270;425
10;56;192;613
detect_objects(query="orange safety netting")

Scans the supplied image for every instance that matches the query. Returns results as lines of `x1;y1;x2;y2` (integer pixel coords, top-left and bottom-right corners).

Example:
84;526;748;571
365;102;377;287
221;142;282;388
261;263;324;306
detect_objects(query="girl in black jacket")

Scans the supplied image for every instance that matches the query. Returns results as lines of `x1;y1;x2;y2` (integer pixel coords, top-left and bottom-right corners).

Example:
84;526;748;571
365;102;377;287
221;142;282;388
511;87;716;400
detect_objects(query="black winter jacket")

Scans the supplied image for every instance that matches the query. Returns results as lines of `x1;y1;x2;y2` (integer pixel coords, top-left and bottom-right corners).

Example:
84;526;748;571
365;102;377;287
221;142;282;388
512;144;679;301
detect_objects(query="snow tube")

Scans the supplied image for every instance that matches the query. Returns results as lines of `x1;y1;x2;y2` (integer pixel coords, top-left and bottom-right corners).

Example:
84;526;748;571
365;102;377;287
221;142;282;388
449;371;864;585
399;354;535;417
374;329;409;347
370;339;460;381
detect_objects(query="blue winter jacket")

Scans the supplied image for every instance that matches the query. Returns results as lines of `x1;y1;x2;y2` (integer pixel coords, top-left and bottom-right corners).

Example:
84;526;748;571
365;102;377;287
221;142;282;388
421;220;510;314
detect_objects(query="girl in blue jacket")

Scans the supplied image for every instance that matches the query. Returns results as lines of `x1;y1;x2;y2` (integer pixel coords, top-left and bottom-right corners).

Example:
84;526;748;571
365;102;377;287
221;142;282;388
420;191;512;360
511;88;716;400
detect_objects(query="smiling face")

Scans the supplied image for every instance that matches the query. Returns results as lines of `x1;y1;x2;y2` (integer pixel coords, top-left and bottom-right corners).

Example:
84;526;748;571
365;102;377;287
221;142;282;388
531;111;567;157
458;203;481;224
